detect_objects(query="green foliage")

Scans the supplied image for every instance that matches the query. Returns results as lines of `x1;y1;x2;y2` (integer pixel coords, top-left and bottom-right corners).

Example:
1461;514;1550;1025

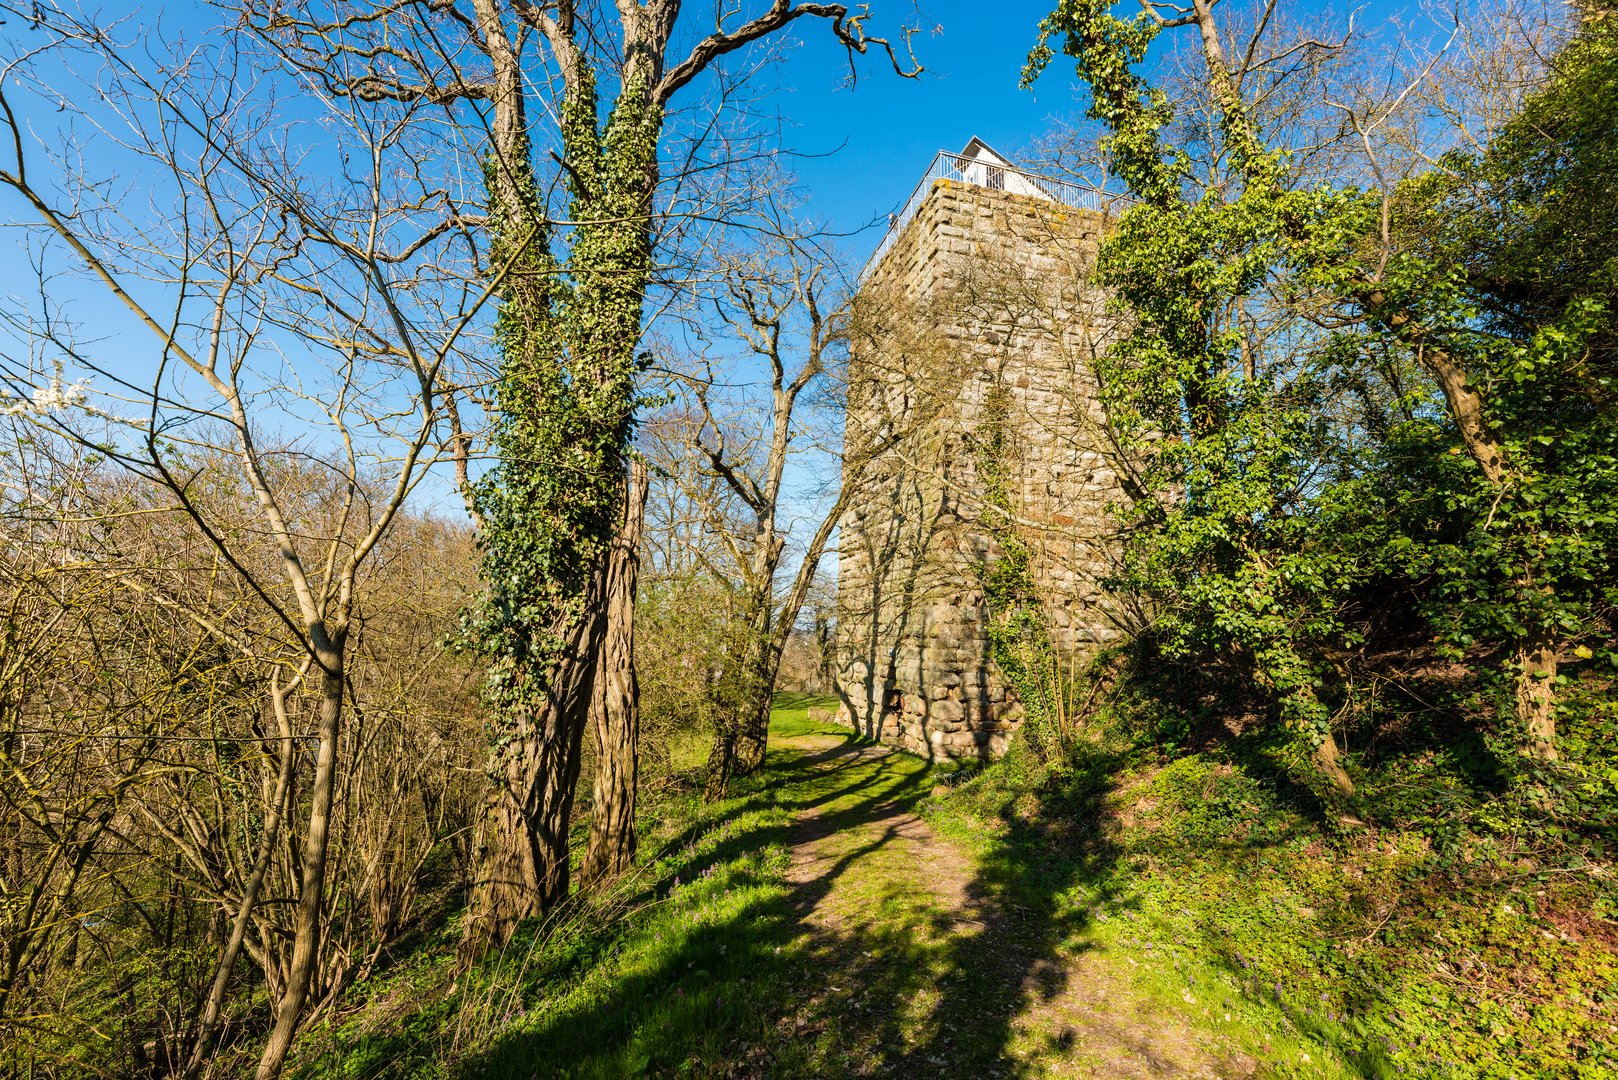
1025;0;1391;778
1385;15;1618;677
1025;2;1618;804
464;67;662;720
926;679;1618;1079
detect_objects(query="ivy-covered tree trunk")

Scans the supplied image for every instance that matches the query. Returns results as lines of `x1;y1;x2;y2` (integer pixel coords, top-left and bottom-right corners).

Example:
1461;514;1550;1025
470;597;604;940
462;0;913;945
582;460;649;885
1287;684;1355;798
465;27;658;945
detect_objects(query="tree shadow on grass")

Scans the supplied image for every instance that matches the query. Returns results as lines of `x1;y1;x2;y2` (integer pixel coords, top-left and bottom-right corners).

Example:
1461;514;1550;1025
325;714;1299;1080
447;726;945;1078
719;733;1148;1078
870;746;1143;1078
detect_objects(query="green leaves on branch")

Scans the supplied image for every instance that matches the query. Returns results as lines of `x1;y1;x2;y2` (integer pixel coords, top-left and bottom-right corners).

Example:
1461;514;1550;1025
1029;0;1618;788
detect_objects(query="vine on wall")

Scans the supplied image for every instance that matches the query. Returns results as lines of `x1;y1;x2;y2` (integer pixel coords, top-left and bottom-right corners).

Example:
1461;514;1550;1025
970;379;1073;760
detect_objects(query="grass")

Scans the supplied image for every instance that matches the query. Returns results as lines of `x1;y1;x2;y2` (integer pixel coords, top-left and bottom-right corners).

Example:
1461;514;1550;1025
297;690;1618;1079
922;714;1618;1080
296;695;940;1078
916;738;1365;1079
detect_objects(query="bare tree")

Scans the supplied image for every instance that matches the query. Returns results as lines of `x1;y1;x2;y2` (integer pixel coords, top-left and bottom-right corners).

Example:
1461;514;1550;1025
652;231;886;795
0;9;493;1072
240;0;920;950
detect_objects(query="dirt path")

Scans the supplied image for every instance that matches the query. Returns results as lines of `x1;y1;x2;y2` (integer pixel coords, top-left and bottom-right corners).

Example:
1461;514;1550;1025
772;731;1259;1078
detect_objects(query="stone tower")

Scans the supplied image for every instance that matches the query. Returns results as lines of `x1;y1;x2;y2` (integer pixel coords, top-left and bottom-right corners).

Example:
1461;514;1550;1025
834;139;1133;761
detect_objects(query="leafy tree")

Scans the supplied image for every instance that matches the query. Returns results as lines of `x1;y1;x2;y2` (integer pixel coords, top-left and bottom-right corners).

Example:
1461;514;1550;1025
1023;0;1374;794
1025;0;1617;791
457;2;916;946
667;239;870;797
1387;9;1618;759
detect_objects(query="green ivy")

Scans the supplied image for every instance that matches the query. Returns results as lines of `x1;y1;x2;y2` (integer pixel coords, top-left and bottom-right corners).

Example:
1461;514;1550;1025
463;67;661;719
969;380;1070;760
1024;0;1385;774
1024;1;1618;795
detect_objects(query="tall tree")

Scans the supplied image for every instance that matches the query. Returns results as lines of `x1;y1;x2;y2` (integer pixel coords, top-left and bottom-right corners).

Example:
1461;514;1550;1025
1385;6;1618;761
1026;0;1615;779
1025;0;1369;794
581;458;649;884
655;230;896;796
257;0;918;952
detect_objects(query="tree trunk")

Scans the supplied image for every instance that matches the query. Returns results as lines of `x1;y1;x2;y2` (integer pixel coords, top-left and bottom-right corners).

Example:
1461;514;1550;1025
1514;634;1559;762
703;667;755;802
581;461;648;887
703;723;741;803
735;622;791;776
814;611;835;693
1281;679;1355;800
730;500;851;782
1360;298;1556;759
704;587;774;799
1396;326;1506;485
733;684;775;776
256;636;345;1080
704;664;761;799
185;671;299;1079
464;572;606;953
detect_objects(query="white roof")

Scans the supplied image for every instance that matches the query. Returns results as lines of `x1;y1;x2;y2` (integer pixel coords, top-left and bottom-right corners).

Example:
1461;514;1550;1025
958;137;1014;167
951;137;1052;202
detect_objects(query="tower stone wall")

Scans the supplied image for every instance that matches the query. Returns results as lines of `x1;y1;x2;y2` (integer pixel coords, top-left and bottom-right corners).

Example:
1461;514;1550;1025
834;178;1134;761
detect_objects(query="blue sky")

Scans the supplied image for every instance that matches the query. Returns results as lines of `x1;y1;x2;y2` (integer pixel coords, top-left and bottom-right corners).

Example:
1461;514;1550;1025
0;0;1432;525
750;0;1426;259
766;5;1092;259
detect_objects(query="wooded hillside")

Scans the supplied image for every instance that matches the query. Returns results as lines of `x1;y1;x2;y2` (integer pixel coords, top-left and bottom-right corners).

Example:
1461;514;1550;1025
0;0;1613;1077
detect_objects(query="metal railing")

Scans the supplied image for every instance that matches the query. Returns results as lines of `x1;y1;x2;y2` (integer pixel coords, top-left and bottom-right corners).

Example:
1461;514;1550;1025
859;150;1106;282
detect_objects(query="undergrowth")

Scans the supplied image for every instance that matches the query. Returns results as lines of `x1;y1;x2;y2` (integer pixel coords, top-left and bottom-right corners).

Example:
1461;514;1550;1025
290;694;851;1079
293;687;1618;1079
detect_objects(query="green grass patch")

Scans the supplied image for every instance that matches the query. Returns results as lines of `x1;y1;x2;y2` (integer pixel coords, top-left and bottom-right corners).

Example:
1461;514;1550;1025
924;719;1618;1080
293;694;906;1078
293;686;1618;1079
763;691;840;739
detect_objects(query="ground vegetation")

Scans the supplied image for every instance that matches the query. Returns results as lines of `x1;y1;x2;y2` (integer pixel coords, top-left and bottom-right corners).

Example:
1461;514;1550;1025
0;0;1614;1076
